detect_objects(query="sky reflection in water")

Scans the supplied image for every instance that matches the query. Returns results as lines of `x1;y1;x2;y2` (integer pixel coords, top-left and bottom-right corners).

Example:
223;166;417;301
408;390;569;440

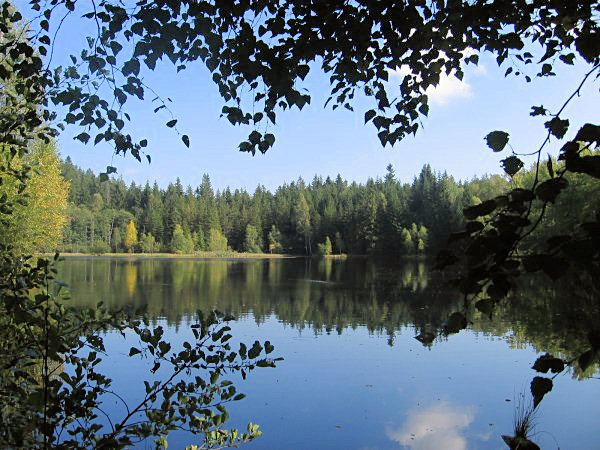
57;257;600;449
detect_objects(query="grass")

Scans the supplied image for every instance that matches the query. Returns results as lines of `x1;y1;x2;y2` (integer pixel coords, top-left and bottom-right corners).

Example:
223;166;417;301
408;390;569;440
513;392;537;440
502;391;540;450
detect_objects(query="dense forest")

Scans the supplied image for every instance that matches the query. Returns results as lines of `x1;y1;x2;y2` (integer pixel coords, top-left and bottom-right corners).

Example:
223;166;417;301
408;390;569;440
60;157;511;255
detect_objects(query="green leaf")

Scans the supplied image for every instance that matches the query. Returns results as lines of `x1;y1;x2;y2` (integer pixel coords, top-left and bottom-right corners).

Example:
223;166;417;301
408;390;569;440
501;156;524;176
122;59;140;76
182;135;190;148
547;155;554;177
158;341;171;354
531;376;553;407
239;141;253;152
129;347;141;356
264;133;275;146
575;31;600;64
545;117;569;139
296;64;310;80
532;354;564;373
166;119;177;128
248;341;262;359
574;123;600;145
534;177;568;203
530;105;547;117
75;132;90;143
485;131;509;152
264;341;274;354
364;109;376;124
559;53;575;65
463;199;497;220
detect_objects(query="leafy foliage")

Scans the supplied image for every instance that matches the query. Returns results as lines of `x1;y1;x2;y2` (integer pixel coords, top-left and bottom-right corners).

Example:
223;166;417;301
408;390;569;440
2;0;600;447
123;220;138;252
5;0;598;158
0;140;68;253
316;236;333;256
0;253;280;448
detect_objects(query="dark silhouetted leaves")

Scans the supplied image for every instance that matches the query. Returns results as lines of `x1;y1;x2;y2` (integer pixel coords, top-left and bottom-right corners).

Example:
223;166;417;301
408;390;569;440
532;354;564;373
485;131;509;152
522;255;568;280
531;376;553;407
530;105;547;117
575;31;600;63
534;177;568;203
502;156;524;176
443;312;467;335
463;199;497;220
509;188;534;203
364;110;376;124
75;132;90;144
574;123;600;145
545;117;569;139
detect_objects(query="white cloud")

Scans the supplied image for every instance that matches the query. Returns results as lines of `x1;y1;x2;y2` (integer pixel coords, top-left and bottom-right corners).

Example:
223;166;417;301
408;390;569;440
388;57;484;107
386;403;475;450
425;74;472;106
473;64;487;76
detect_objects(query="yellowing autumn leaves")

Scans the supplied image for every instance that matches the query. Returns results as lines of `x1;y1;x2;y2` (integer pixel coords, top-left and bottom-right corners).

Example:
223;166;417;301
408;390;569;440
0;140;69;253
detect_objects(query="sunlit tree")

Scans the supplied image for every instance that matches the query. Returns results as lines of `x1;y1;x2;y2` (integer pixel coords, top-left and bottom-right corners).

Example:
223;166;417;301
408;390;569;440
0;140;69;253
123;220;138;253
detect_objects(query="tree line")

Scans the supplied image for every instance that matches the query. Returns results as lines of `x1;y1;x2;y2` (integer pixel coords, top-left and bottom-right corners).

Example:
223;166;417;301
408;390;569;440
60;157;511;255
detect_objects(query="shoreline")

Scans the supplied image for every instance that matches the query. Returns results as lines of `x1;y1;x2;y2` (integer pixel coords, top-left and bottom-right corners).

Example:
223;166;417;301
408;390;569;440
41;253;425;261
48;252;303;260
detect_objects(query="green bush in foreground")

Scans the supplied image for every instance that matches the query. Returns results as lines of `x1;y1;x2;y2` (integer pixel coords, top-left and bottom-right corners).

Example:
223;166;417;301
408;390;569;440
0;252;281;448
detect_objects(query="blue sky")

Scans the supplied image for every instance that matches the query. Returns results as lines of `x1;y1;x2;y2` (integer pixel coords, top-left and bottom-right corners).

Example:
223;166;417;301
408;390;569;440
19;2;598;192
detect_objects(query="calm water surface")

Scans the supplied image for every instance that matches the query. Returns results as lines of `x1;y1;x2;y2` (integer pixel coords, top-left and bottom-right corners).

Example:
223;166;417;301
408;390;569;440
57;257;600;449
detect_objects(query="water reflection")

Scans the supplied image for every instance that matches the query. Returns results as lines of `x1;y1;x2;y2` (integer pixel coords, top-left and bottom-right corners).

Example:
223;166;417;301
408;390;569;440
55;257;600;449
386;403;475;450
57;257;450;334
57;256;600;374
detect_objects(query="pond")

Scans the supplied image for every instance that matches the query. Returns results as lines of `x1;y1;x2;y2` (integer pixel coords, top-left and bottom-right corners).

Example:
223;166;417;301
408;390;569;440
57;256;600;449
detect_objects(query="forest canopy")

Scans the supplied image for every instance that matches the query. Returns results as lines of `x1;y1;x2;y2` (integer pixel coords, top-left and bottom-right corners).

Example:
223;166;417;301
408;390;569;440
60;159;506;255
